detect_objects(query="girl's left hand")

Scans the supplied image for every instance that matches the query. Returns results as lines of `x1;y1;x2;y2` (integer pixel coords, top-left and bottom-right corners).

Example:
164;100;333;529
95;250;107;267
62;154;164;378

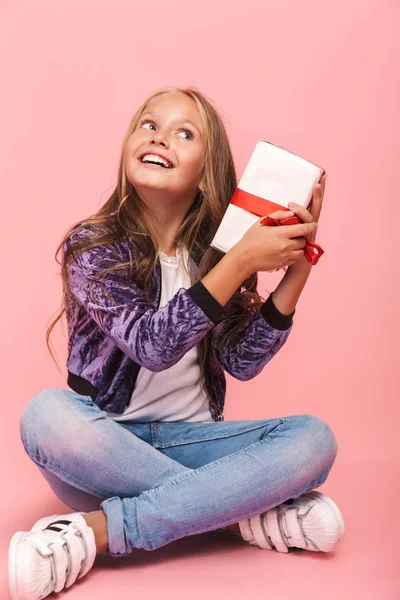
287;173;326;243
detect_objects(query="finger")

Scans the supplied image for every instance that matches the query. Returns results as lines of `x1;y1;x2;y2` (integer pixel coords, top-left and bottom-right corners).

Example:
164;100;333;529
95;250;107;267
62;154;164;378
287;202;313;223
290;237;307;250
292;249;306;259
282;221;318;238
263;210;295;221
310;185;323;221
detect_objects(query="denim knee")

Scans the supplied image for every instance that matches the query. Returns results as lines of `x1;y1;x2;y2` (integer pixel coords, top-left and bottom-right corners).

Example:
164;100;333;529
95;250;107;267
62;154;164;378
21;388;59;435
300;414;338;471
19;388;73;460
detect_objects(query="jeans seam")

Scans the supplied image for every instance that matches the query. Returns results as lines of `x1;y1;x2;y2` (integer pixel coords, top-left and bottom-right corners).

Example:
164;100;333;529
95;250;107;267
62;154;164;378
157;419;286;449
150;422;159;448
139;418;288;499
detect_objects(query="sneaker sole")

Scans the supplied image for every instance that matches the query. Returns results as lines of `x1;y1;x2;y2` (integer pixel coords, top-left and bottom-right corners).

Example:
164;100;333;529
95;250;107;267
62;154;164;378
301;491;345;546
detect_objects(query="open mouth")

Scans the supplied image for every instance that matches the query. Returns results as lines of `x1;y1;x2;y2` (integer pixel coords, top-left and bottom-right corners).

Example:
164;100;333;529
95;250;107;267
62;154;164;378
137;154;174;169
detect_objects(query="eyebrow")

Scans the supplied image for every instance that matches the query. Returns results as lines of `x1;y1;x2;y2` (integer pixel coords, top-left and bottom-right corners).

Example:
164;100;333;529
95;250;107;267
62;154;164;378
140;111;202;137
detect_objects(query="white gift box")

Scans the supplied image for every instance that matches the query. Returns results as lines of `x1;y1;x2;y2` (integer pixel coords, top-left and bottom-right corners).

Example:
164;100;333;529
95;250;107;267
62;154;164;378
210;140;325;270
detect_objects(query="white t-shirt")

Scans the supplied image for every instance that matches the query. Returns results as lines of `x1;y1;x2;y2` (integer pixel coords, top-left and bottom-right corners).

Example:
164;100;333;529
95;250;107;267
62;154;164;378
105;245;214;423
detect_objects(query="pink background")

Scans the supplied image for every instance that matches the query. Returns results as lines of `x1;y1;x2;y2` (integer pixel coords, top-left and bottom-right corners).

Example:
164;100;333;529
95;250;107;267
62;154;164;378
1;0;398;598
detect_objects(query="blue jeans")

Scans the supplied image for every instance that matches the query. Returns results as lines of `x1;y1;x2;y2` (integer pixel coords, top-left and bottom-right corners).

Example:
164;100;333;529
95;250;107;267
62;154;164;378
19;388;338;558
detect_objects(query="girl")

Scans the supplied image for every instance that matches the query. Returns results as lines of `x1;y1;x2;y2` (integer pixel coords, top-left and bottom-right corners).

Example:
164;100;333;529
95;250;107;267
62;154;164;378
9;86;345;600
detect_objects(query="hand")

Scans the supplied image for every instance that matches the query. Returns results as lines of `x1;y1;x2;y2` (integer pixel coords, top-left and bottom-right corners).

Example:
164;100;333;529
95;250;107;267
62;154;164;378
287;173;326;243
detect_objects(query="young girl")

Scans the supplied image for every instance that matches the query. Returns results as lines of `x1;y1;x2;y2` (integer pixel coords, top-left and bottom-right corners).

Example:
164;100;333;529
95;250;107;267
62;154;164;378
9;86;345;599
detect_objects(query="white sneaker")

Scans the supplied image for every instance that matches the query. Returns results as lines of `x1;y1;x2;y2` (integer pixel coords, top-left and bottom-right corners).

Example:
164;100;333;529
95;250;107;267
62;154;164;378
238;491;345;553
9;512;97;599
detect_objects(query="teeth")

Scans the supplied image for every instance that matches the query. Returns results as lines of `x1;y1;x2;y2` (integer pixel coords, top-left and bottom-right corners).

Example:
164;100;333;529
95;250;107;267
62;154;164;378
140;153;172;168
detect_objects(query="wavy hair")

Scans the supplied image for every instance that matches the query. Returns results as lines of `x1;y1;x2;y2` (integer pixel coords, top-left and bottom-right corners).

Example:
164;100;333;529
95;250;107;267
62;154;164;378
46;86;269;415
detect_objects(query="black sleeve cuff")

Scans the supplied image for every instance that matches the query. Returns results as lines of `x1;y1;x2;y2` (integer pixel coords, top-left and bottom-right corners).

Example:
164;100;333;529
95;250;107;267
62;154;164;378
260;293;295;331
186;280;225;324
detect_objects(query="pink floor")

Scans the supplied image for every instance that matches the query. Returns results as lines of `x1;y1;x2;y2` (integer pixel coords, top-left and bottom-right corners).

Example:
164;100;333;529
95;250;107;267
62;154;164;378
1;450;397;599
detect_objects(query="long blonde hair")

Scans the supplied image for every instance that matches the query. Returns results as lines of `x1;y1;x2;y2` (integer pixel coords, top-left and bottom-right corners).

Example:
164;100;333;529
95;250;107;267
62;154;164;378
46;86;268;415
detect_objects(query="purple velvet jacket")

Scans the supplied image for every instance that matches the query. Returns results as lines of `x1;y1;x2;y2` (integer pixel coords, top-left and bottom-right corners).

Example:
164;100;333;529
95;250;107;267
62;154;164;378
64;226;295;422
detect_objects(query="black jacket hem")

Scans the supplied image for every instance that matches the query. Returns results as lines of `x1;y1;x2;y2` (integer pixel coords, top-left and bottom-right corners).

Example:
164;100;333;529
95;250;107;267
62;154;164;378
186;280;225;323
261;293;295;331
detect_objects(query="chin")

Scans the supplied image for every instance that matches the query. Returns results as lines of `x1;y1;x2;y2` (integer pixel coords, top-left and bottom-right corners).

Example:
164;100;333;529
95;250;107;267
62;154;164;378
134;179;171;189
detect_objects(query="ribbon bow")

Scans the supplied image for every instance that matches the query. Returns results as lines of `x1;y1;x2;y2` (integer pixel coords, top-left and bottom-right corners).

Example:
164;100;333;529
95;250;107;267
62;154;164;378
230;187;325;267
260;214;324;266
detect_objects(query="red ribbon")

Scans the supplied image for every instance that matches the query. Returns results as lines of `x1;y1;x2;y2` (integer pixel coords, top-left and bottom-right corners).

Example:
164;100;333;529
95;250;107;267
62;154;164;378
230;187;324;266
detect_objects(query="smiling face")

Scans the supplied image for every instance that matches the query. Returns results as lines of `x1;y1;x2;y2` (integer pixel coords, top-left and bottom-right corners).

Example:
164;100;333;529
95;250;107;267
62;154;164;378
125;93;206;204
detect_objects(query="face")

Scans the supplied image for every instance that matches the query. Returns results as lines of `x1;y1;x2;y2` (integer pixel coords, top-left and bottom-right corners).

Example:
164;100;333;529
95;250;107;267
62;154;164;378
125;93;206;203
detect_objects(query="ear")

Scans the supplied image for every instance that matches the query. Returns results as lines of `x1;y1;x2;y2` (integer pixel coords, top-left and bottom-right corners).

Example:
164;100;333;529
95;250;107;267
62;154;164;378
198;174;207;193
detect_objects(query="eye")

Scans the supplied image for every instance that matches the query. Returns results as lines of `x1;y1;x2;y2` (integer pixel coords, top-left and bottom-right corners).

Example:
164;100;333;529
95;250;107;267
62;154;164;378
179;129;194;140
137;119;194;140
138;119;156;131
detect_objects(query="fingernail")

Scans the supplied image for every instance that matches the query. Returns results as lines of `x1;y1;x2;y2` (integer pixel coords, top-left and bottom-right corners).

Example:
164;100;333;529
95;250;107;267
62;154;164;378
288;202;295;207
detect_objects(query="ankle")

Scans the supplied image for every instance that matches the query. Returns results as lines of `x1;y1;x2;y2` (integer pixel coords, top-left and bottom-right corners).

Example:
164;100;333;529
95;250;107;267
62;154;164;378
82;510;109;554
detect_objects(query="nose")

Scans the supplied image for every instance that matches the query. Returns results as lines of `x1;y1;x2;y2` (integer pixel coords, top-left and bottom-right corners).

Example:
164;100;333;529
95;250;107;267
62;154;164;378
150;129;169;148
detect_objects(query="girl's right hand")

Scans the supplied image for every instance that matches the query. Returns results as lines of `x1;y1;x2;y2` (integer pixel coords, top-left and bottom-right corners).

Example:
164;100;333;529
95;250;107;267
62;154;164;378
234;210;318;273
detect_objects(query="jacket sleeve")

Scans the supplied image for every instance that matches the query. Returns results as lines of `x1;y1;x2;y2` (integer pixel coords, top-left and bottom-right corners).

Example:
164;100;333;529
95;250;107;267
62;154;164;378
211;293;295;381
64;229;226;372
